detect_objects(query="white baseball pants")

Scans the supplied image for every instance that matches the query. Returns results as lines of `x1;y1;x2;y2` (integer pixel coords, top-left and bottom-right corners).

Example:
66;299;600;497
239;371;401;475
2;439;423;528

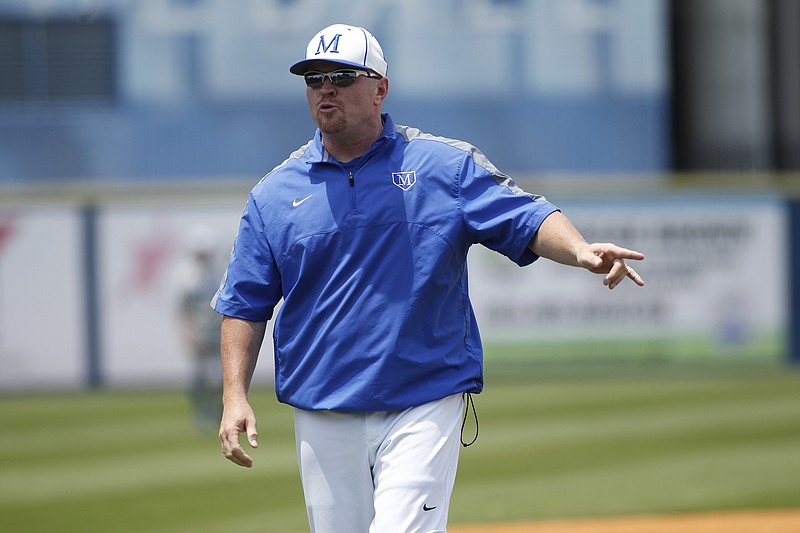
294;393;464;533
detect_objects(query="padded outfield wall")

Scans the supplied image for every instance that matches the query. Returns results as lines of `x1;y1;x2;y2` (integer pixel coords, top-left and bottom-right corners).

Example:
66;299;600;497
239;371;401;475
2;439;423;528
0;178;791;391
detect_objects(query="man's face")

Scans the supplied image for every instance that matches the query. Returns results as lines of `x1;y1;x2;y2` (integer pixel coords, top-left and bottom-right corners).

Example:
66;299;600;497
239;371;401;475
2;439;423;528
304;62;386;136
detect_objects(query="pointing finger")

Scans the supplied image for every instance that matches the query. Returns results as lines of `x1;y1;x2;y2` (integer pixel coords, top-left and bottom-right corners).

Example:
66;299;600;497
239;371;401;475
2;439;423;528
606;262;645;289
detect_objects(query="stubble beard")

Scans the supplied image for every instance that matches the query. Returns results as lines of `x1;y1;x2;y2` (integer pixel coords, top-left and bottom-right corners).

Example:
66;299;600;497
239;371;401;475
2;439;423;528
316;111;347;135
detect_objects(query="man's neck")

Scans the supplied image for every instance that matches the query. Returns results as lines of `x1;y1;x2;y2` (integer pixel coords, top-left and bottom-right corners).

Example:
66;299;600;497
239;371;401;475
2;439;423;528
322;118;384;163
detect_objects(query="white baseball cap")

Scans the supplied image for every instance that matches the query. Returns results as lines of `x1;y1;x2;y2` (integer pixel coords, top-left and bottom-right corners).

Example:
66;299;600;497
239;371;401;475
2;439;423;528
290;24;388;77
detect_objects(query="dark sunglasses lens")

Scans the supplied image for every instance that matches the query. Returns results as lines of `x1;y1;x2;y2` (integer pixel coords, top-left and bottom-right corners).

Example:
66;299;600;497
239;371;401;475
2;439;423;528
330;71;357;87
304;73;324;87
304;70;364;88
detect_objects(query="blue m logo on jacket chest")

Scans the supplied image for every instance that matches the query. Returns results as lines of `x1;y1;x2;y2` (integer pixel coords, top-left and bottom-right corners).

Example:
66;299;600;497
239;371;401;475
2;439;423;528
392;171;417;191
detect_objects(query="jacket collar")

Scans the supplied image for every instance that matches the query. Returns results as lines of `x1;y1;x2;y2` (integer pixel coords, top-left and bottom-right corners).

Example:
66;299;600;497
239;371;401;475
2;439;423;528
311;113;396;164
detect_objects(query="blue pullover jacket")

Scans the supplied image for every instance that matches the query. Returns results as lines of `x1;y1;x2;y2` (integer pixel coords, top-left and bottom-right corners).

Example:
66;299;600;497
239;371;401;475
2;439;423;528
213;114;559;411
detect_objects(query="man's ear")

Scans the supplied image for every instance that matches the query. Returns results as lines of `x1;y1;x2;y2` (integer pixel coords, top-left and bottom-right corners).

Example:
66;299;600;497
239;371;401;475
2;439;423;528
375;77;389;105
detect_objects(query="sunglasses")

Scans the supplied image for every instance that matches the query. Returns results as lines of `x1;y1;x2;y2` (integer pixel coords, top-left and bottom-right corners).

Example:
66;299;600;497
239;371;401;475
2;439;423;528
304;69;381;88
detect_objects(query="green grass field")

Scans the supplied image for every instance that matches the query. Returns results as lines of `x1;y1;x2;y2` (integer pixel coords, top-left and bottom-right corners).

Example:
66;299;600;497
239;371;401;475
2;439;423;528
2;361;799;532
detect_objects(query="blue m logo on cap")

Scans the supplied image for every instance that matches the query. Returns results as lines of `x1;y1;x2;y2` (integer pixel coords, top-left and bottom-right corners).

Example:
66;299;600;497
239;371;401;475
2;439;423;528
316;33;342;55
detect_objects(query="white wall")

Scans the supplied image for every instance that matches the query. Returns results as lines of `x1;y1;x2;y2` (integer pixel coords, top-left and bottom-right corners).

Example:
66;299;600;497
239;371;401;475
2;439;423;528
0;190;788;390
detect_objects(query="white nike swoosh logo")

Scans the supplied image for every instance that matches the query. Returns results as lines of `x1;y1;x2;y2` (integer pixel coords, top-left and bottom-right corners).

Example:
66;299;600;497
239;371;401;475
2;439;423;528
292;195;312;207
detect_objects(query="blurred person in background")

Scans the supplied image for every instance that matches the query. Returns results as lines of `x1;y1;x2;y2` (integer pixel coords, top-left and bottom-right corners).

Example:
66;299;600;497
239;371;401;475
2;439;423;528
214;24;645;532
176;225;223;431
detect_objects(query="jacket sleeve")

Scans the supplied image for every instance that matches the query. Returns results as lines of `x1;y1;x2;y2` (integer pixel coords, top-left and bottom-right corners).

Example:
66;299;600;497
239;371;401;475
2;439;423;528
212;192;283;321
459;151;559;266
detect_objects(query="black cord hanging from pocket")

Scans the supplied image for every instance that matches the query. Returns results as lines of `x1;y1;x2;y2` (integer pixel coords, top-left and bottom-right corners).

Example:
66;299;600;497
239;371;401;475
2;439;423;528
461;392;479;447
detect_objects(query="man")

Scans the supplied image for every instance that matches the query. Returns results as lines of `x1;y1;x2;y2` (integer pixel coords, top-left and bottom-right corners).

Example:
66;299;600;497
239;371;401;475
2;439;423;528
214;24;644;532
175;225;223;430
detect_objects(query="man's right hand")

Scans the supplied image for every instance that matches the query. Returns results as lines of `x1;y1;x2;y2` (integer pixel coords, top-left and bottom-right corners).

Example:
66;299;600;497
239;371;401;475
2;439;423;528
219;397;259;468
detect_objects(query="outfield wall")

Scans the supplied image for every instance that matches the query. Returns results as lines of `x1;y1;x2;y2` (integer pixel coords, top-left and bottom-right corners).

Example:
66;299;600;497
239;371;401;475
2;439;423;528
0;179;791;390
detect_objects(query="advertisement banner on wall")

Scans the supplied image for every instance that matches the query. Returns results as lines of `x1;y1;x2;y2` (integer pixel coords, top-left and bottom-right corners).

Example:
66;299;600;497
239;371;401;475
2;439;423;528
99;205;279;388
468;195;788;362
0;208;85;389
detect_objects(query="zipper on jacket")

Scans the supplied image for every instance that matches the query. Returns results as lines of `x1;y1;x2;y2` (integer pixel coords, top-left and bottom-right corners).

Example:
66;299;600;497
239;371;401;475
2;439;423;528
346;169;358;213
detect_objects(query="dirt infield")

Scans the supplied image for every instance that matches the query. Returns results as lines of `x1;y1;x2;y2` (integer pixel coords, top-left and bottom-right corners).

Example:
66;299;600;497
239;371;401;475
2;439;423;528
449;509;800;533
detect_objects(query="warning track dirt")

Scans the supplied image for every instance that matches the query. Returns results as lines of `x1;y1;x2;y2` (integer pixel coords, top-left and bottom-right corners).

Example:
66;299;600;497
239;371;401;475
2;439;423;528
449;509;800;533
